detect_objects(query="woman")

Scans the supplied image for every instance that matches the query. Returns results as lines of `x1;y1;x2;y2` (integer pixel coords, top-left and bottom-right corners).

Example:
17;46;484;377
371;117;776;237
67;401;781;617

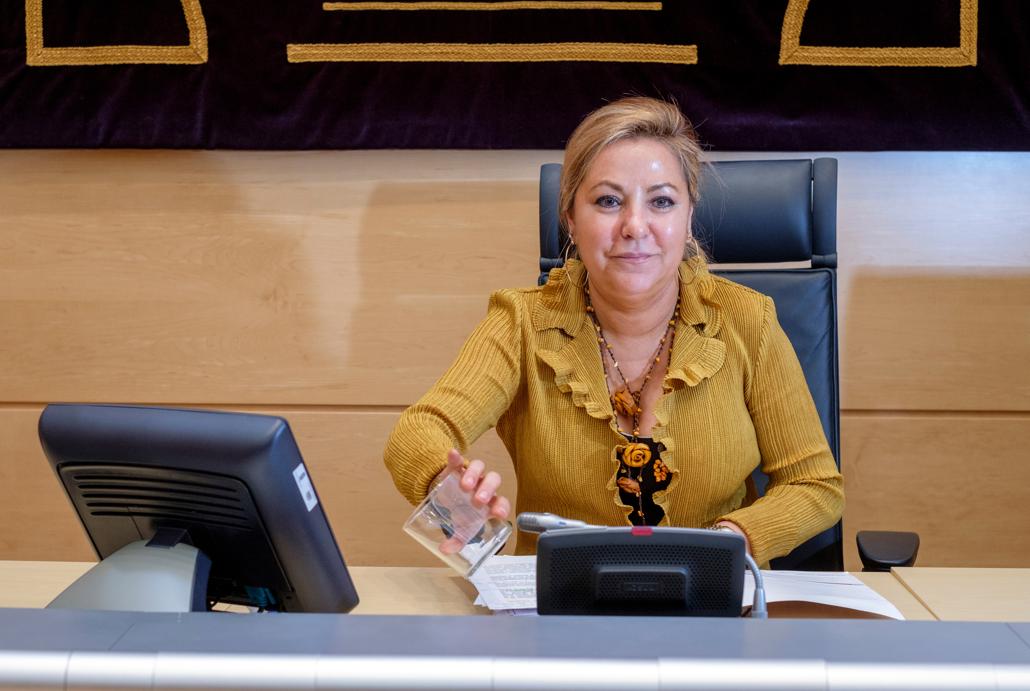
384;97;843;565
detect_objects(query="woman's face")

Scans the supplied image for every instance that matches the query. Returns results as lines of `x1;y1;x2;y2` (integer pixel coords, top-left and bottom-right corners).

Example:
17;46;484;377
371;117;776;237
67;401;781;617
566;137;692;302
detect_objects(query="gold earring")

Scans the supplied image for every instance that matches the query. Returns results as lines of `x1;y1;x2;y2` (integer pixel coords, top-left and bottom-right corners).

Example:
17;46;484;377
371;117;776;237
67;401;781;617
687;236;703;260
562;238;575;264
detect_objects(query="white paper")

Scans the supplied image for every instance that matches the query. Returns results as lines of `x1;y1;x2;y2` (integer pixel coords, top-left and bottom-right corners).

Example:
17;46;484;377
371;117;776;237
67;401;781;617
744;570;905;620
467;557;904;620
467;555;537;611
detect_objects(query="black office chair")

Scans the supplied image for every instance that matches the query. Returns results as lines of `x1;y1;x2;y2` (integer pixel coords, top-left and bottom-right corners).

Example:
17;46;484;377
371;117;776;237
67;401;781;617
538;159;918;571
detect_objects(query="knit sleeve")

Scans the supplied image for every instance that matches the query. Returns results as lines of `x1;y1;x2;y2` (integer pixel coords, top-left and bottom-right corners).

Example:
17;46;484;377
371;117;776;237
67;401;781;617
383;289;524;506
718;296;845;565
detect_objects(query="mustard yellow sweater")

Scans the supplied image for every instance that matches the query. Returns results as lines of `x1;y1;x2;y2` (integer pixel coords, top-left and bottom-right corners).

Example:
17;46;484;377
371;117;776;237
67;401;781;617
384;259;844;565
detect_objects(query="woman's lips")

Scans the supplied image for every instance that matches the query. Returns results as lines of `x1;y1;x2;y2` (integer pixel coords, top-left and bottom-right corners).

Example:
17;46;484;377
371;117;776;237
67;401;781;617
611;253;654;263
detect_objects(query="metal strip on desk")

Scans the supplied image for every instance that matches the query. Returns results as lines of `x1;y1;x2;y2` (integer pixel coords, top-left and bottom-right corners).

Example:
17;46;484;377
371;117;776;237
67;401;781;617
3;652;1030;689
3;609;1030;689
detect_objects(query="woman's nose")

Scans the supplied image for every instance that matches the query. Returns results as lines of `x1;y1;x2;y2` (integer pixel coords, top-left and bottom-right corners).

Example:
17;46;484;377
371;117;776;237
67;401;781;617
620;204;648;238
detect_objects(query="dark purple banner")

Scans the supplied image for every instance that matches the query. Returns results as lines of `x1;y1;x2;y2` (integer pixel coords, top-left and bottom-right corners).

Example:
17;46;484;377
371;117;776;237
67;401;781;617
1;1;1027;149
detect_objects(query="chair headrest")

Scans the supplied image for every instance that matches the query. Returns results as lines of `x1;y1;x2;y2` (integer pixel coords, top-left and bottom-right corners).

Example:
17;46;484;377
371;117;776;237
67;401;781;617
693;160;813;264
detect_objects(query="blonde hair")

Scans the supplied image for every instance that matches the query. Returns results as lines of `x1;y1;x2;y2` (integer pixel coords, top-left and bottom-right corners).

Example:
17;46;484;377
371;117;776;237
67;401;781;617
559;97;704;255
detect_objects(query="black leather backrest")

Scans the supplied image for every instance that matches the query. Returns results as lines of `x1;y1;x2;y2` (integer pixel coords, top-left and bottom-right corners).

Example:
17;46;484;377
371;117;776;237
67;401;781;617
538;158;843;570
715;269;841;571
694;161;813;263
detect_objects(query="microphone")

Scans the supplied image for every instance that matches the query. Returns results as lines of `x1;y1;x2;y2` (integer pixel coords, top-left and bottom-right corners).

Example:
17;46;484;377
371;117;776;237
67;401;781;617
516;512;591;533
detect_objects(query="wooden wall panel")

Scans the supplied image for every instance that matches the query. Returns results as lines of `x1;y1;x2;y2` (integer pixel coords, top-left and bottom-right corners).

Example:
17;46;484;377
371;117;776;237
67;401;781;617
841;413;1030;570
3;151;1029;412
840;268;1030;412
0;408;95;561
2;149;1029;569
0;406;516;566
0;152;542;406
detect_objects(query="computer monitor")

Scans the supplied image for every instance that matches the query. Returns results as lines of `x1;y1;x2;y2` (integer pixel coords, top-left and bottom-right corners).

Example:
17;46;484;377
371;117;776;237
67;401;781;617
38;403;359;614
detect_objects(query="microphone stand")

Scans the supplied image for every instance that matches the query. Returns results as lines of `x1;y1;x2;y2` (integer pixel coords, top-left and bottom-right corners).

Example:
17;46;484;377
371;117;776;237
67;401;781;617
743;552;767;619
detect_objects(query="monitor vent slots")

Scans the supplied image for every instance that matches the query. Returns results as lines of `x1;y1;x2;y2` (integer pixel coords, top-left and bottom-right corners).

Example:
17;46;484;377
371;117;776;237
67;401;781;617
67;471;252;530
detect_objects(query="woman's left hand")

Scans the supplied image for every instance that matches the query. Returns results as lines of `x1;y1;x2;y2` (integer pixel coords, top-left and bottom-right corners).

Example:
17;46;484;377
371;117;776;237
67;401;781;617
716;521;751;555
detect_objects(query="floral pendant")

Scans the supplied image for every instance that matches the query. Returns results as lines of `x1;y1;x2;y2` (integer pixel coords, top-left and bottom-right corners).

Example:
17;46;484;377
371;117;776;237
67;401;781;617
611;387;637;417
621;442;651;468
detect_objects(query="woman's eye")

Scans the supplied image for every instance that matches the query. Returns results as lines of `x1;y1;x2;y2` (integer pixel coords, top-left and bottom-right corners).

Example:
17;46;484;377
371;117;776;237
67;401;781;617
595;195;620;209
652;196;676;209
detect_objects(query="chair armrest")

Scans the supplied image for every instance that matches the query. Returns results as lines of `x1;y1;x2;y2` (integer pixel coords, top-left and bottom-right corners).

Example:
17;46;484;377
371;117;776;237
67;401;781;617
856;530;920;572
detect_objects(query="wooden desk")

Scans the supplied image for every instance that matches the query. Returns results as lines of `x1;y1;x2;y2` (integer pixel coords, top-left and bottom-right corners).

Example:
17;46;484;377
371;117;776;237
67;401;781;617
348;566;484;615
0;561;92;609
0;561;484;614
0;561;932;619
893;566;1030;622
854;571;935;621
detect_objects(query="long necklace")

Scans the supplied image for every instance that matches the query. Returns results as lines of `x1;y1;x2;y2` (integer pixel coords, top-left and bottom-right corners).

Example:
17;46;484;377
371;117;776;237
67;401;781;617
585;286;680;523
585;287;680;438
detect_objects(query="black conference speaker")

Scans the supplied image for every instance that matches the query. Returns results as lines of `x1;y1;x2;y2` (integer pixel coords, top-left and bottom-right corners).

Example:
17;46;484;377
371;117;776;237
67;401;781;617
536;526;745;616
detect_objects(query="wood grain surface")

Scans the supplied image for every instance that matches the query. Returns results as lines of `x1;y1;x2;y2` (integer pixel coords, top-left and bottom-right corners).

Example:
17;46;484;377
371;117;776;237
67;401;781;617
891;567;1030;621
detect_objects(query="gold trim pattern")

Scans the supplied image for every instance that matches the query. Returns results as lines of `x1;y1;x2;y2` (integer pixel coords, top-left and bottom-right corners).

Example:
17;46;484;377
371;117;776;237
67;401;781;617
25;0;208;66
287;41;696;63
324;1;661;9
780;0;977;67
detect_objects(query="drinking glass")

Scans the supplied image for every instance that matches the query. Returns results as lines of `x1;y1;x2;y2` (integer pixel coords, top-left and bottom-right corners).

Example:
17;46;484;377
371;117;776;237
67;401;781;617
402;470;511;577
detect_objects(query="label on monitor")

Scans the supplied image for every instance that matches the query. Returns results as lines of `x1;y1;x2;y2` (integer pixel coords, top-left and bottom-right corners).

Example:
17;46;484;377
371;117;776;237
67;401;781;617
292;463;319;512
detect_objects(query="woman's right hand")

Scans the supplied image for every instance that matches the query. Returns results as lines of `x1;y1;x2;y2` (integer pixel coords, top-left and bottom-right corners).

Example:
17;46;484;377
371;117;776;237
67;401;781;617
438;448;511;555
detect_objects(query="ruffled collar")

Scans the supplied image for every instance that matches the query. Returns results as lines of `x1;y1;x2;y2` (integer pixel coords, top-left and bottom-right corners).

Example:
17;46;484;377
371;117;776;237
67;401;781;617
532;261;610;421
532;257;727;413
531;259;590;336
532;258;723;336
666;259;726;388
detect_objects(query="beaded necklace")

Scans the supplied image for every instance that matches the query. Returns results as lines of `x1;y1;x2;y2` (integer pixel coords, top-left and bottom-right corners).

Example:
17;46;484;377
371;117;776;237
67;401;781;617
585;285;680;522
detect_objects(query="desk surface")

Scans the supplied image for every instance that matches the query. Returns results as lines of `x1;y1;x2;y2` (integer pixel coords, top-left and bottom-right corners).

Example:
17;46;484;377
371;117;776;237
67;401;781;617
0;560;934;619
893;566;1030;622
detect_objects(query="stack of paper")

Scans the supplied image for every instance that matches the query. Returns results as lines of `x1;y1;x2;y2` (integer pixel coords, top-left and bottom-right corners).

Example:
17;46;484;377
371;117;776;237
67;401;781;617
468;555;904;619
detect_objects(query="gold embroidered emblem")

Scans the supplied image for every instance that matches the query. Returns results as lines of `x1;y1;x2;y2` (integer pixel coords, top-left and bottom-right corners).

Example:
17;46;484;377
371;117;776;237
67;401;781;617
25;0;208;66
779;0;978;67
